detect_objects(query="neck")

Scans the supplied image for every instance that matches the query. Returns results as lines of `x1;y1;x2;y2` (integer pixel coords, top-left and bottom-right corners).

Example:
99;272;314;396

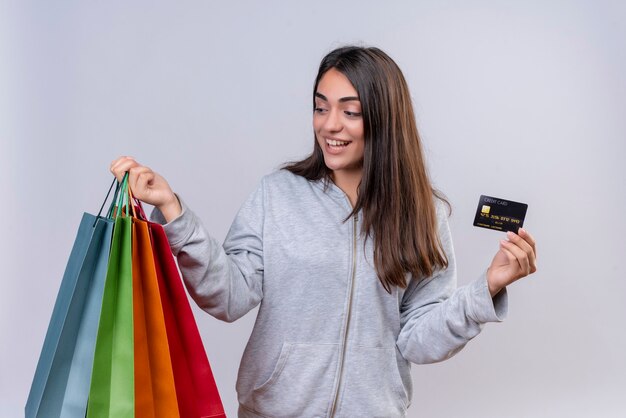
331;169;362;208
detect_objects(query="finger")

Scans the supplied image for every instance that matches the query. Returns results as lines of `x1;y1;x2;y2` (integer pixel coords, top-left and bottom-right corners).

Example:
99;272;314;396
506;231;533;254
109;155;135;168
128;166;154;195
109;156;135;172
519;229;538;273
110;156;140;182
136;169;155;189
500;243;517;265
110;156;132;180
500;239;530;277
518;228;537;257
506;231;537;273
498;246;520;286
519;230;538;273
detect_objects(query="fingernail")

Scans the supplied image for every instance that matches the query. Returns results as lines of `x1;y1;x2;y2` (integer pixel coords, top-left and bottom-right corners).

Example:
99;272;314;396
500;240;508;246
507;231;515;238
519;228;526;234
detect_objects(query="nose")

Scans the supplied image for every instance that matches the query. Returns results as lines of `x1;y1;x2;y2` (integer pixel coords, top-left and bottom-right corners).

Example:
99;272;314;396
323;108;343;133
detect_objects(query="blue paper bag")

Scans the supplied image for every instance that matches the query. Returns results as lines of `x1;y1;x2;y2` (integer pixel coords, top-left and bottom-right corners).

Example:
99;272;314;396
26;182;116;418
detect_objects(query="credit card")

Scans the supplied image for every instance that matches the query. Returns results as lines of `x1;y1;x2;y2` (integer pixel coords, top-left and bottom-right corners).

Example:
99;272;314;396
473;195;528;233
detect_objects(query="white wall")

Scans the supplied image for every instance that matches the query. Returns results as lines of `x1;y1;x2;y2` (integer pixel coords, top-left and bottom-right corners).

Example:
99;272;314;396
2;1;625;416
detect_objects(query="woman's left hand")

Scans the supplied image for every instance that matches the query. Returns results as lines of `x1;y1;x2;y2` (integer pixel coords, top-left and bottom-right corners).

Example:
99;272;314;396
487;228;537;297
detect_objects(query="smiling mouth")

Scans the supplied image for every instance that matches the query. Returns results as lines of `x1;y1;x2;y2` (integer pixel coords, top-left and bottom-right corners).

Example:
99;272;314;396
326;138;351;147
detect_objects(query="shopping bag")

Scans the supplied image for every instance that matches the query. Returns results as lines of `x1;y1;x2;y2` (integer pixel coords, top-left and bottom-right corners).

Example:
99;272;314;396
132;217;179;417
28;173;226;418
25;182;116;418
87;177;135;418
149;221;227;418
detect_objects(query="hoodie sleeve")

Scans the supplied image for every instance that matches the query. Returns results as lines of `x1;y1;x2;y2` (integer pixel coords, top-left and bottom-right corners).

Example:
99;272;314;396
150;179;265;323
396;200;508;364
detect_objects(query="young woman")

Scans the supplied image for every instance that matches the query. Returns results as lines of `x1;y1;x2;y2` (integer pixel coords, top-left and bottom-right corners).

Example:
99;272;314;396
111;46;537;418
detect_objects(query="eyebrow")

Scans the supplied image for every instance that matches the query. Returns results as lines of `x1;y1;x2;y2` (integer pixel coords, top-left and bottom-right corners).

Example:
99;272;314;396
315;92;360;103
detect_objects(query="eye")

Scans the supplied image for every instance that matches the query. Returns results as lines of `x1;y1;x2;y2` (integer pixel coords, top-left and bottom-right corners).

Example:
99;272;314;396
314;107;327;114
344;111;362;117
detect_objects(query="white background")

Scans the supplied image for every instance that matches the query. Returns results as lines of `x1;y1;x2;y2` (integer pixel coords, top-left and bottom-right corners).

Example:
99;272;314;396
2;1;625;417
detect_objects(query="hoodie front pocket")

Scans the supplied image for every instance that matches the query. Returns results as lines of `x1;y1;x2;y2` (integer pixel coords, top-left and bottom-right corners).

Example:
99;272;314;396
335;346;408;417
251;342;339;418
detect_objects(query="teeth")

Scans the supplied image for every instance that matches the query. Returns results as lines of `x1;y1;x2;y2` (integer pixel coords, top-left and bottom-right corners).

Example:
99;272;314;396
327;139;350;146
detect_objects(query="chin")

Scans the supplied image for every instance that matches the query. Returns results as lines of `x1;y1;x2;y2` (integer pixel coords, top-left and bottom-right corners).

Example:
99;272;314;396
322;159;346;172
323;159;360;174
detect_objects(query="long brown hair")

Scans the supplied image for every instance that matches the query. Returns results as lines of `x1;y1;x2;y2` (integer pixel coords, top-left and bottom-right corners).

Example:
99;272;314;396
285;46;449;293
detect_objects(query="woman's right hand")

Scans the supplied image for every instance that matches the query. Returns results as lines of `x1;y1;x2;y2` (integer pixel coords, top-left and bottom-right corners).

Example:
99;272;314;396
110;156;182;222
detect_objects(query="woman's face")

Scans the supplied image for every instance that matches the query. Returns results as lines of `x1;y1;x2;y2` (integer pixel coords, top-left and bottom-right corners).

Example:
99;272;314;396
313;68;365;178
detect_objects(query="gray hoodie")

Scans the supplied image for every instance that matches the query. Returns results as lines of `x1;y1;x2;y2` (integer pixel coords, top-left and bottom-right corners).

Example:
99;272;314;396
152;169;507;418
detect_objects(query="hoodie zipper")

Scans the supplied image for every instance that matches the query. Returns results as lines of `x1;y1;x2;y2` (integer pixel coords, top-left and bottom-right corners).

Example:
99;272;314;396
329;214;358;417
